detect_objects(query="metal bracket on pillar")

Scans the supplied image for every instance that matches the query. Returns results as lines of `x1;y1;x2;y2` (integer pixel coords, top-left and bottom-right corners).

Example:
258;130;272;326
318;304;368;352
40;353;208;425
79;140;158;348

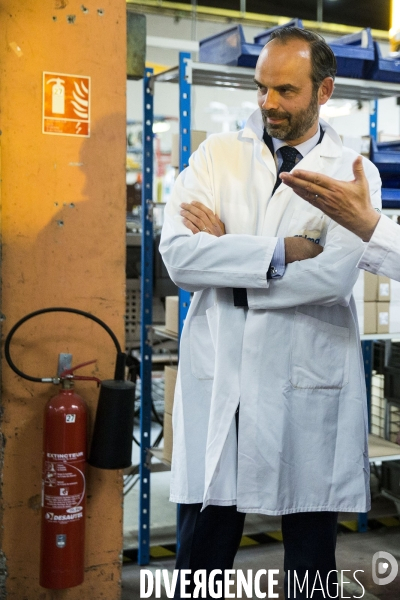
139;67;154;566
178;52;192;338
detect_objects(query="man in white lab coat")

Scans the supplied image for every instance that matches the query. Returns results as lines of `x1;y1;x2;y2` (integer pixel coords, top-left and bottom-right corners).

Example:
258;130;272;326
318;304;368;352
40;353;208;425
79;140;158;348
160;27;381;599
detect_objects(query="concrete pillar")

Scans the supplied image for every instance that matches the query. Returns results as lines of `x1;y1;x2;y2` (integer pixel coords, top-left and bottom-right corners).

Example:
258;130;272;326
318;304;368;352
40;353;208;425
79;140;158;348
0;1;127;597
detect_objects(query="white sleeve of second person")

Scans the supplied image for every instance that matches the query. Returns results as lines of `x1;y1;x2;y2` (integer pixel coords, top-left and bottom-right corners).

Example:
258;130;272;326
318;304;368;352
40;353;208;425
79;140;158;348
159;143;278;293
357;214;400;281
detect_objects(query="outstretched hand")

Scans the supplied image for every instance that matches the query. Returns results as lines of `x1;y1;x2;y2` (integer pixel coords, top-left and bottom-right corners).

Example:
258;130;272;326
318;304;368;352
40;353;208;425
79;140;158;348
279;156;380;242
180;201;226;237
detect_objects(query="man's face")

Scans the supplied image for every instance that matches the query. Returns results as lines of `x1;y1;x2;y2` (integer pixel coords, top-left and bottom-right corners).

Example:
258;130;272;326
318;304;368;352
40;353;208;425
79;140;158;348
254;39;320;145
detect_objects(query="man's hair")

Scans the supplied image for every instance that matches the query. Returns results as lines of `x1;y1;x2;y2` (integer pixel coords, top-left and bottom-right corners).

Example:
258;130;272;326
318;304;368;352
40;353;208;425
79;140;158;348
268;27;337;91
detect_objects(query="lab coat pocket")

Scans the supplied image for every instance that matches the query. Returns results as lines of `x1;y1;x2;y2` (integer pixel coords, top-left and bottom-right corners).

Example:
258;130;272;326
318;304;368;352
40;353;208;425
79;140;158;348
290;312;349;389
286;207;326;244
189;314;216;380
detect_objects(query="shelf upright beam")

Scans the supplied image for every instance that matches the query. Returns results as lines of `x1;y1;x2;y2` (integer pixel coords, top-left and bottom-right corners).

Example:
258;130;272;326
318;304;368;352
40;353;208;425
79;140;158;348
359;96;378;532
138;67;154;566
370;100;378;141
178;52;192;338
175;51;193;553
359;339;373;533
357;98;380;533
362;340;373;433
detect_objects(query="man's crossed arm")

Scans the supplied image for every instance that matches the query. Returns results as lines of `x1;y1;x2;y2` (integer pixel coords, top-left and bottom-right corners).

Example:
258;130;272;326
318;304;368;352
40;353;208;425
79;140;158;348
180;201;323;264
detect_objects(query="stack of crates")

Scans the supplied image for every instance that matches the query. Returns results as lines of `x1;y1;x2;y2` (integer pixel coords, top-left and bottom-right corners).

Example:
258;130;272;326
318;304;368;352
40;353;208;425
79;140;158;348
198;22;400;85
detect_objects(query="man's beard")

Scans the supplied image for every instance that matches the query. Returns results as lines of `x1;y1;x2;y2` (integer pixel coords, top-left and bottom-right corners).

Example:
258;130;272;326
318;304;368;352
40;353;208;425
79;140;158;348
261;91;319;141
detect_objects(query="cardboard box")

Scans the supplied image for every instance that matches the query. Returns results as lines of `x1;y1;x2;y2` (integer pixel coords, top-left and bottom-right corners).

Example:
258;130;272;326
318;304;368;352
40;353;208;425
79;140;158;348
165;296;178;336
171;131;207;168
364;272;377;302
377;302;390;334
164;365;177;416
364;302;377;334
163;412;173;464
365;301;390;334
378;278;391;301
364;272;391;302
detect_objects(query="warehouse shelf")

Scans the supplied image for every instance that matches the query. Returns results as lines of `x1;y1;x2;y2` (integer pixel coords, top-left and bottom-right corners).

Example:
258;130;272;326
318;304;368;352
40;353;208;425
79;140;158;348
152;324;179;342
369;434;400;465
362;333;400;341
154;60;400;100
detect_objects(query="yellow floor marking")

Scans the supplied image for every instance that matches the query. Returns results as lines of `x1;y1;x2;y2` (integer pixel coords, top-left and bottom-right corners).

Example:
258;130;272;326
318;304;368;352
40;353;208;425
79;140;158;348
239;536;259;547
377;516;400;527
150;546;176;557
340;520;358;531
267;530;283;541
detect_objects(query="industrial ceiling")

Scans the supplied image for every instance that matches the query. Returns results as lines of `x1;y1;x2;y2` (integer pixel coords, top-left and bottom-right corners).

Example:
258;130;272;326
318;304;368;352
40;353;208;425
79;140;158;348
165;0;391;31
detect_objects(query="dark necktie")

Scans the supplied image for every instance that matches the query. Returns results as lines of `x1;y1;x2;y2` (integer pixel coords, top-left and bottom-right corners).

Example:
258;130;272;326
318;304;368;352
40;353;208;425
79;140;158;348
272;145;302;195
233;138;311;308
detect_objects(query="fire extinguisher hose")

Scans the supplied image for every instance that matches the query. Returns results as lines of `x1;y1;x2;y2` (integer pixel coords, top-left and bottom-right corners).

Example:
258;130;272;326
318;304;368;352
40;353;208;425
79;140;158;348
4;307;123;383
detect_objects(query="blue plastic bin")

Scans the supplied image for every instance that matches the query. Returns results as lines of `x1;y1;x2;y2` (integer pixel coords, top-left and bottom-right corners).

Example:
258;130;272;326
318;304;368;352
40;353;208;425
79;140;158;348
381;188;400;209
370;139;400;178
365;41;400;83
329;29;374;79
253;19;303;46
199;25;263;68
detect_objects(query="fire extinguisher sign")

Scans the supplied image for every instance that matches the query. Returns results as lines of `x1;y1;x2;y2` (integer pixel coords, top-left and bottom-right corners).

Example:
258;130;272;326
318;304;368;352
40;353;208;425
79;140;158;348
42;72;91;137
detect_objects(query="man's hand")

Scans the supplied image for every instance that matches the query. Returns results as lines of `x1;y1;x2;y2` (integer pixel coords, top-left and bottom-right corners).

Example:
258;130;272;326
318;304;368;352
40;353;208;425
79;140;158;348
285;237;323;264
280;156;380;242
180;201;226;237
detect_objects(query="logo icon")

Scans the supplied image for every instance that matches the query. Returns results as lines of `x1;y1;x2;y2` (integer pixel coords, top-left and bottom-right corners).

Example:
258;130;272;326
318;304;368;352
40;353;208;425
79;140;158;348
372;551;398;585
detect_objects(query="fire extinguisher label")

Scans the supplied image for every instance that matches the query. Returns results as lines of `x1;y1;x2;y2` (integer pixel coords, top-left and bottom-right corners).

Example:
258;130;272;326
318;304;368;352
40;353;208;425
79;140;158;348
66;414;76;423
43;455;85;521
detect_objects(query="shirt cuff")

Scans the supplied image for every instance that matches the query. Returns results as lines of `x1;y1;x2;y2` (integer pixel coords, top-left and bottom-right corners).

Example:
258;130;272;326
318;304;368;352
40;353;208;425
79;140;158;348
268;237;286;279
357;215;391;274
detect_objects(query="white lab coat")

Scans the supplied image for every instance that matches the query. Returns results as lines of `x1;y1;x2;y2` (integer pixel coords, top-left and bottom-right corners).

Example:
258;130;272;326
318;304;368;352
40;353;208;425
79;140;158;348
160;110;382;515
358;214;400;281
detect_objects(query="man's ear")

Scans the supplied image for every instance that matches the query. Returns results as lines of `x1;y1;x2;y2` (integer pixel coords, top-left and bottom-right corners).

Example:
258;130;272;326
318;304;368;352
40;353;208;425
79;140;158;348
318;77;334;106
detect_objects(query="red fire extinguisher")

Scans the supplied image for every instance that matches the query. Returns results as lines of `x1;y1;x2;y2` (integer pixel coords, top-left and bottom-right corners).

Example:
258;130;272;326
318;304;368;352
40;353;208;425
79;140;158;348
4;307;136;589
40;360;100;590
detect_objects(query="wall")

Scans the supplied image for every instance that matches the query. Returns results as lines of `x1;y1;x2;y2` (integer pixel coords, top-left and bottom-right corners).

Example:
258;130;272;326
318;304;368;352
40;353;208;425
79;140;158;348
0;1;126;598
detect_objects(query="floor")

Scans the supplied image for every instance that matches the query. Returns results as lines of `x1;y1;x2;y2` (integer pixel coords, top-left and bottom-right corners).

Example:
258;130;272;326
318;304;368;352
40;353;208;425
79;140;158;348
122;423;400;599
121;516;400;599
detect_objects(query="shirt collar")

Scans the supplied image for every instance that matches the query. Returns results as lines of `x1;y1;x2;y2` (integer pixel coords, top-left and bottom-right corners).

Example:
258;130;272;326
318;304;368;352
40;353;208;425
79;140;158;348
272;126;322;158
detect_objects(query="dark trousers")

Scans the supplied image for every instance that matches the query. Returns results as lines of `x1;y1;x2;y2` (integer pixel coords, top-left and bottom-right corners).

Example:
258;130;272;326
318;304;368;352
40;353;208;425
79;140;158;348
174;504;338;599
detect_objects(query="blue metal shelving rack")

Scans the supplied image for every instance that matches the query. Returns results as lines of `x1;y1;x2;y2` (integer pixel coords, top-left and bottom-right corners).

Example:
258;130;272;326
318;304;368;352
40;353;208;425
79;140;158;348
137;57;400;561
137;54;192;565
178;53;192;337
138;67;154;566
